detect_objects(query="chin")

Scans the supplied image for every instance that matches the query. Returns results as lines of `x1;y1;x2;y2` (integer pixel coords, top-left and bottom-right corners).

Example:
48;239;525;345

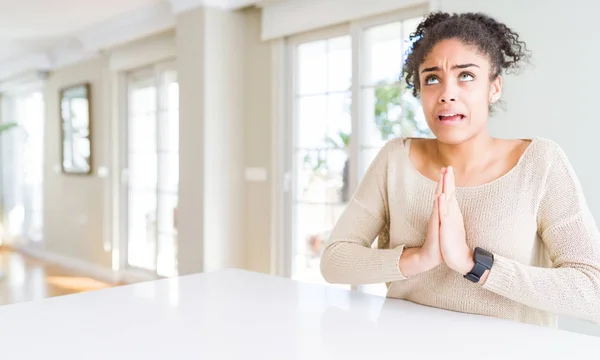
431;129;472;145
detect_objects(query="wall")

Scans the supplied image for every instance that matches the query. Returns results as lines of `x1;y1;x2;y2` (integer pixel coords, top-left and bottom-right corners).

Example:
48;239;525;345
434;0;600;338
43;56;112;271
175;6;206;276
37;7;261;277
203;6;247;272
243;7;273;274
176;6;249;274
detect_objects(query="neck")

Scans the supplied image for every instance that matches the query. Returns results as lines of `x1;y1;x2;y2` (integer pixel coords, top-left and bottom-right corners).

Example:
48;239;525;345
434;132;496;173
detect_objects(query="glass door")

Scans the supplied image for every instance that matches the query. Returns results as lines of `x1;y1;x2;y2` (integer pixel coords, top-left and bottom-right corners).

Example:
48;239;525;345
283;10;430;290
0;91;45;246
122;61;179;277
287;28;353;286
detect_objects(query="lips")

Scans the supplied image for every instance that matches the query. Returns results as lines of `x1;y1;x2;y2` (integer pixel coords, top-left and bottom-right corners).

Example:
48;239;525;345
437;113;466;122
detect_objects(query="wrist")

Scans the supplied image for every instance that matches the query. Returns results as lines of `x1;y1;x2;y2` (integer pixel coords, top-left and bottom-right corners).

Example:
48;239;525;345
462;247;494;285
399;247;437;277
417;249;440;271
452;248;475;276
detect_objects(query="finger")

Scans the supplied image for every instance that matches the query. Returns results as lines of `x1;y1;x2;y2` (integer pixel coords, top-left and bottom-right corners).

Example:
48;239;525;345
438;193;447;218
436;168;445;196
433;196;440;225
445;166;456;199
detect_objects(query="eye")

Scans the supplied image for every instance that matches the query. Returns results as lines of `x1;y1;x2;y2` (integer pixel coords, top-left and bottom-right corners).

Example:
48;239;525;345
459;72;474;81
424;75;440;85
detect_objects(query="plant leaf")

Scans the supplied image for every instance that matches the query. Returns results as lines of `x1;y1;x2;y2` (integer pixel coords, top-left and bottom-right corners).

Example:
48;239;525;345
0;123;18;134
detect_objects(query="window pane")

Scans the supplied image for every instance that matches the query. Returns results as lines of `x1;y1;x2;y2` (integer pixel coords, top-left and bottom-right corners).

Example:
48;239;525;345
297;92;351;149
363;22;402;86
160;70;178;111
129;153;157;191
0;91;45;243
158;152;179;193
361;84;431;148
325;92;352;144
127;189;157;271
157;193;178;234
129;113;157;153
129;79;156;115
297;95;327;148
293;203;346;284
157;233;178;277
158;109;178;152
295;148;349;204
297;40;327;95
327;36;352;92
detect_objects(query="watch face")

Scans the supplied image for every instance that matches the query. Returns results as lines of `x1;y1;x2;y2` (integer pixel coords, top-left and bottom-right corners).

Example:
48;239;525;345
475;247;494;268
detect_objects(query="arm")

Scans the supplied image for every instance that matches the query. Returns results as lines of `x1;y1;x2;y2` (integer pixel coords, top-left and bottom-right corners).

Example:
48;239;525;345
320;140;427;285
481;147;600;324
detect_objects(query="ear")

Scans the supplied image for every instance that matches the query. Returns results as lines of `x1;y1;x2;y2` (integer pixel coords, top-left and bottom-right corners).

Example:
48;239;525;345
489;75;502;103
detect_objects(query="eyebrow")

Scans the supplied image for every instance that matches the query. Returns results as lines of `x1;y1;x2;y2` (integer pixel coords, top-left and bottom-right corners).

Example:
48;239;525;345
420;63;480;74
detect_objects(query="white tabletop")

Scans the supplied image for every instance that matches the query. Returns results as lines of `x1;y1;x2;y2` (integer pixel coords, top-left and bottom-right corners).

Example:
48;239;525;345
0;268;598;359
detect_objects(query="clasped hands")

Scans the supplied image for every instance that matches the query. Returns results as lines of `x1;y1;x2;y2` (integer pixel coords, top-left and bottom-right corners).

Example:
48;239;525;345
399;166;476;278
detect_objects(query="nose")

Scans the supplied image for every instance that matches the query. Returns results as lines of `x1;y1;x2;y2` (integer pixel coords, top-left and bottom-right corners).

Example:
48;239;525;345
438;82;458;103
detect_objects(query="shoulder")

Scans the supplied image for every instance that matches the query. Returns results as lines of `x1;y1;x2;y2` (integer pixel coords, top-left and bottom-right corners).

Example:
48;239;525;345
522;137;571;173
525;137;580;190
369;137;409;164
362;137;414;178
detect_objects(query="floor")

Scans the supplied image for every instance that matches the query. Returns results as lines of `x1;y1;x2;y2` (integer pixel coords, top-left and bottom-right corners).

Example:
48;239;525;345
0;248;112;307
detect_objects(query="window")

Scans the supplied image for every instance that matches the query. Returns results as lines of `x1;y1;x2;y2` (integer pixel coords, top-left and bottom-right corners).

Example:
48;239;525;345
123;61;179;277
284;9;431;290
0;91;45;245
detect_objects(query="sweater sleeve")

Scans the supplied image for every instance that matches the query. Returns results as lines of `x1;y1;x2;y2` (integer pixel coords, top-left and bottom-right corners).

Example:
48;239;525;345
320;140;409;285
482;147;600;324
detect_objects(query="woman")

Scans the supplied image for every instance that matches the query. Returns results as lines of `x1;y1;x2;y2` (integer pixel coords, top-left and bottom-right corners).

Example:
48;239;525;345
320;11;600;327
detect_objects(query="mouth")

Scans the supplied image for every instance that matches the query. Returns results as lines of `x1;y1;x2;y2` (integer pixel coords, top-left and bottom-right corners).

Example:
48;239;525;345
437;113;466;123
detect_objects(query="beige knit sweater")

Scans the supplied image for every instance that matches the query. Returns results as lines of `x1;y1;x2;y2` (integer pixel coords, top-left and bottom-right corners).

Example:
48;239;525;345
320;136;600;327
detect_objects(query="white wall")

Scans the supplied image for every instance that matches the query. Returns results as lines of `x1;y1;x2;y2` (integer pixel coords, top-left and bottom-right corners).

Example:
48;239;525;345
203;7;247;272
43;56;112;271
435;0;600;338
243;8;273;274
176;6;250;275
175;7;207;276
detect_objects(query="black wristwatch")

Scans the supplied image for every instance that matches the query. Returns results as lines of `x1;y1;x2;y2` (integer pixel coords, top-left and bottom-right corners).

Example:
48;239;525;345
464;247;494;283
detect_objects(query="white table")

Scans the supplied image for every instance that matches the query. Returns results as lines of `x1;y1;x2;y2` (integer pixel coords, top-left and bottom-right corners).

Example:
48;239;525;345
0;269;598;359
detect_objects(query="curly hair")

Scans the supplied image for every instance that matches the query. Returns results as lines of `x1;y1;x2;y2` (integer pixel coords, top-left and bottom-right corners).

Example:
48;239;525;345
403;12;531;97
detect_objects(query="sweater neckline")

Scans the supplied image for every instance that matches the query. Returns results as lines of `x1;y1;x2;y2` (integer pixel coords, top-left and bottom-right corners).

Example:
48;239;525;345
403;136;540;192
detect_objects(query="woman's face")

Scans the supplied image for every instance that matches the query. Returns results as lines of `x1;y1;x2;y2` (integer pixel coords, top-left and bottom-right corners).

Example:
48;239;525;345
418;38;502;144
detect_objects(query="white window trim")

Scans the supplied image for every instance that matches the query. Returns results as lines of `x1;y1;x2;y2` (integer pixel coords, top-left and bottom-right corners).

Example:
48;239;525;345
261;0;432;41
270;7;429;279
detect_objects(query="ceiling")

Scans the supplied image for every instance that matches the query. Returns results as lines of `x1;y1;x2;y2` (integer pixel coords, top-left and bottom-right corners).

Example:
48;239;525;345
0;0;163;62
0;0;276;80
